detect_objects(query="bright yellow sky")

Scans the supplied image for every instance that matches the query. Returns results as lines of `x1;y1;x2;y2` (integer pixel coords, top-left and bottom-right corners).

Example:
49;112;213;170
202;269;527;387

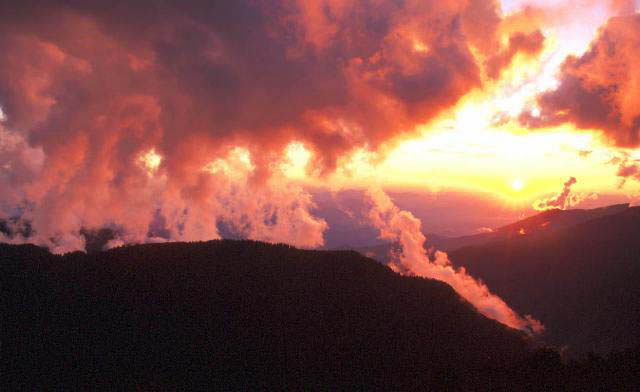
282;122;639;206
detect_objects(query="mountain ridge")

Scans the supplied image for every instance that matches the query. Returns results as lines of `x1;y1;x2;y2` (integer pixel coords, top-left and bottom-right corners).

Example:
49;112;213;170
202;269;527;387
2;239;535;389
449;205;640;357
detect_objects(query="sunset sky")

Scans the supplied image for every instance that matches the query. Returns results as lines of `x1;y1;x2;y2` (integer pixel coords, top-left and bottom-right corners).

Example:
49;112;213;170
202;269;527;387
285;0;640;200
2;0;640;252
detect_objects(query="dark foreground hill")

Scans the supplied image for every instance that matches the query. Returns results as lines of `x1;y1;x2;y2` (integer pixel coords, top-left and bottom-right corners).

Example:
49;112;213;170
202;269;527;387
2;240;639;390
449;206;640;358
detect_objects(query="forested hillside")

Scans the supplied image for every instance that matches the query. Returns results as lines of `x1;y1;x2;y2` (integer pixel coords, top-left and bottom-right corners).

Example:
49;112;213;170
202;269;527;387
449;207;640;357
2;240;639;389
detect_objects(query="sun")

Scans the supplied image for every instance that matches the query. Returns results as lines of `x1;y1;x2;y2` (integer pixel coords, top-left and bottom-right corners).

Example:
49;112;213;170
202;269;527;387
511;178;525;191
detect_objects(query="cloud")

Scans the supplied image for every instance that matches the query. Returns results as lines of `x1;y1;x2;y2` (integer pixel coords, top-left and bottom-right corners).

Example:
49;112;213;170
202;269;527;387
365;188;543;333
533;177;579;211
522;14;640;148
0;0;542;253
532;177;598;211
610;0;637;15
0;0;504;174
486;30;545;79
607;154;640;188
578;150;593;158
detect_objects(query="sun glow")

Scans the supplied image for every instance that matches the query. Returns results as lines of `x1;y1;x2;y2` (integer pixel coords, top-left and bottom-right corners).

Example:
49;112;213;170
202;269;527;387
511;178;525;191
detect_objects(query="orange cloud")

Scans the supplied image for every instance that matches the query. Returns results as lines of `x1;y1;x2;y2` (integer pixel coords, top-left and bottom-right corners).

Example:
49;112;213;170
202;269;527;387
606;154;640;188
486;30;545;79
523;14;640;148
0;0;547;252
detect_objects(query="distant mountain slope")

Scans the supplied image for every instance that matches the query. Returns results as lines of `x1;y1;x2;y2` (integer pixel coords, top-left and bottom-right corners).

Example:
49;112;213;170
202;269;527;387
434;203;631;252
449;206;640;357
355;203;631;261
2;240;537;390
494;203;630;237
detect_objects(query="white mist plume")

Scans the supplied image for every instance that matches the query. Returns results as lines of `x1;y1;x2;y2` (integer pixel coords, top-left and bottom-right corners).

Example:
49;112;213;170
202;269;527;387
0;127;327;254
532;177;597;211
533;177;578;211
365;188;543;333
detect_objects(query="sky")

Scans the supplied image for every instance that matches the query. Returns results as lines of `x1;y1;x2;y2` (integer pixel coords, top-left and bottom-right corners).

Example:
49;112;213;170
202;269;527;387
2;0;640;253
298;0;640;199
